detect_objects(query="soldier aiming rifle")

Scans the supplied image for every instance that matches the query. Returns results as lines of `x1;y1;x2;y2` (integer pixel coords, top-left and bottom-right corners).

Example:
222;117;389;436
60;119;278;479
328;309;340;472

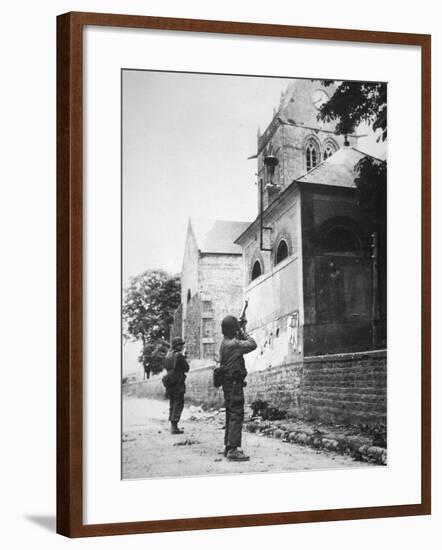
217;299;257;461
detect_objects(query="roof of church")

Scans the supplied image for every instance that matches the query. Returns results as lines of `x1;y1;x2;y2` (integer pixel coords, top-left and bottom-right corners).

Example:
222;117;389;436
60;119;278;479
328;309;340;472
296;146;385;188
190;218;251;255
234;146;385;245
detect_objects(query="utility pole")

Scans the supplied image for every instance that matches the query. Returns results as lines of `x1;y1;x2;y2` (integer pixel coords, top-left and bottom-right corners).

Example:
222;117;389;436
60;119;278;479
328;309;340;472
259;179;273;252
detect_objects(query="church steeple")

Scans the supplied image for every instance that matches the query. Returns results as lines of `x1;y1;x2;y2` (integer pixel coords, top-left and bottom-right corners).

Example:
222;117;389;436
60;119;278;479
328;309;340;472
255;79;350;212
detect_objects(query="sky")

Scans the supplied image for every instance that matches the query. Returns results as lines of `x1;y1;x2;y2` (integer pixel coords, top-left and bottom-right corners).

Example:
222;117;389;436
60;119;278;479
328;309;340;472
123;70;298;283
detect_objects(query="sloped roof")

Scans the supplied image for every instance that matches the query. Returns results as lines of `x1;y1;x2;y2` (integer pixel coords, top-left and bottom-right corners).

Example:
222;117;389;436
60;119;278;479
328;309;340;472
296;146;385;188
190;218;251;255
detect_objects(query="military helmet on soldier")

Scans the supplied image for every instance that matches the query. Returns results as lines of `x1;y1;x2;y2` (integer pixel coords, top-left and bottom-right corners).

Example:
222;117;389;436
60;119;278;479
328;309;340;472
171;337;185;350
221;315;239;337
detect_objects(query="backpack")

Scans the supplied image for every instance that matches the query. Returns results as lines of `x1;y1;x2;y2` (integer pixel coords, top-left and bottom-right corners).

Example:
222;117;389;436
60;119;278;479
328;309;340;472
162;371;175;390
213;365;226;388
162;350;178;391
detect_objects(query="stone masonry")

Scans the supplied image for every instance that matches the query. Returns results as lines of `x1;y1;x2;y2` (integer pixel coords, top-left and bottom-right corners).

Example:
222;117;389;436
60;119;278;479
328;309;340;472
124;350;386;426
175;219;249;367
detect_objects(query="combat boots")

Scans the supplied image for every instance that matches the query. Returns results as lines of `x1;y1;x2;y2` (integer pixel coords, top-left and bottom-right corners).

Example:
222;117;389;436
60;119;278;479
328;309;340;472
226;448;249;461
170;422;184;434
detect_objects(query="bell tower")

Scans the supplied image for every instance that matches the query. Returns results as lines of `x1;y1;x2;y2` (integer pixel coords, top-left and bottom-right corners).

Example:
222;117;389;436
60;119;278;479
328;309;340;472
255;79;355;211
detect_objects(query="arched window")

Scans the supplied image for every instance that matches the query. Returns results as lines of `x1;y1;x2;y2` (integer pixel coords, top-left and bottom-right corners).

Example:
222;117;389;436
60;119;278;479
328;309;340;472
306;139;319;171
251;260;262;281
323;141;337;160
186;289;191;303
321;226;360;253
276;240;289;264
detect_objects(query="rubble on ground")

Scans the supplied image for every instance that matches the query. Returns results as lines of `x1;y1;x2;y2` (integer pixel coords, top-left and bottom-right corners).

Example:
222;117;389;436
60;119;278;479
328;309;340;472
185;400;387;465
245;413;387;465
173;438;200;446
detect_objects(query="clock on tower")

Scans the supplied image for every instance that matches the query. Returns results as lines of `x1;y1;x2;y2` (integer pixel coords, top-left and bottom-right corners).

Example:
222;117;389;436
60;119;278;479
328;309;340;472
311;88;329;110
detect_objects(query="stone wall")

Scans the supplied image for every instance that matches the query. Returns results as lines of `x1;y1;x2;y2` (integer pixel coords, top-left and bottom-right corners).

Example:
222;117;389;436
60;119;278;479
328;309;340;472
241;189;302;288
302;350;387;425
170;303;183;340
123;364;224;409
180;222;245;364
185;365;223;409
245;361;303;412
198;253;244;360
184;293;202;360
241;307;303;374
124;350;386;426
256;79;353;208
181;224;200;321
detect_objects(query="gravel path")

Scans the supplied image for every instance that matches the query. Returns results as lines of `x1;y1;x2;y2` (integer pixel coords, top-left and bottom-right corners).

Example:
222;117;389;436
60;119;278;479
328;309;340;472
122;396;372;480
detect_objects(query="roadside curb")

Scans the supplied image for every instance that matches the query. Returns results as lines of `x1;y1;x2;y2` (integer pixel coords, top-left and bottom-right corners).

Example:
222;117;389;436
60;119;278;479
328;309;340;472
244;421;387;465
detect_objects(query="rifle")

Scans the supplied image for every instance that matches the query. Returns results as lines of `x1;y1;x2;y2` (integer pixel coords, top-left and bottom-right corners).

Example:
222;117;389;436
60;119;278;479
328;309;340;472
238;299;249;329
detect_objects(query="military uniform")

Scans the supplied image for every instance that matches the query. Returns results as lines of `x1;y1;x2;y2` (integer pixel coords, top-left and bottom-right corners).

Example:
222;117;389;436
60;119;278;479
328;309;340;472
164;344;190;430
219;331;257;452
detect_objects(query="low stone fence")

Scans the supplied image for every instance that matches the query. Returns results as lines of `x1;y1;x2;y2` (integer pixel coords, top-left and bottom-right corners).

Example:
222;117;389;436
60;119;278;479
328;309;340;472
244;350;386;424
123;373;165;400
123;350;387;426
122;363;224;409
302;350;387;425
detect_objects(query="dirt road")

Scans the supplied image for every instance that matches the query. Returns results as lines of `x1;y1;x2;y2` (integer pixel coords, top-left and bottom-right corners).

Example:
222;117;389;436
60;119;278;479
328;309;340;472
122;396;369;479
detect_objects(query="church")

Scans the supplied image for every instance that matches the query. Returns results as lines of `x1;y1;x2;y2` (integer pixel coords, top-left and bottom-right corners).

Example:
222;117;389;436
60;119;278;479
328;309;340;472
171;79;387;423
171;218;250;366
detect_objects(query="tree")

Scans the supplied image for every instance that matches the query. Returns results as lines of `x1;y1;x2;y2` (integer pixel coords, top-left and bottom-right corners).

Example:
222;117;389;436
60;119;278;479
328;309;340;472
353;156;387;232
316;80;387;231
317;81;387;142
123;270;181;377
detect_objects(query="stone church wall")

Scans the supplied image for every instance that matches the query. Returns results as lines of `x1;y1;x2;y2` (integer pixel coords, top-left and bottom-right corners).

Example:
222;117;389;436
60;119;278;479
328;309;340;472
183;293;202;360
239;190;305;370
197;254;244;358
181;225;199;320
256;79;358;210
258;124;351;205
241;190;301;287
180;253;244;365
300;188;385;355
301;351;387;424
170;303;183;340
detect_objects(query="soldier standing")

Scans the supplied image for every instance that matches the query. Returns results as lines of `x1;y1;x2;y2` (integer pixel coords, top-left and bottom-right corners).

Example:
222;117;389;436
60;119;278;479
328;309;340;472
164;337;190;434
219;315;257;461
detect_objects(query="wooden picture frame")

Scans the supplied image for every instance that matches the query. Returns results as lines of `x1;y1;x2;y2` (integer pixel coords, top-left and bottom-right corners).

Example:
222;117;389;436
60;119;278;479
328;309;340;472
57;11;431;537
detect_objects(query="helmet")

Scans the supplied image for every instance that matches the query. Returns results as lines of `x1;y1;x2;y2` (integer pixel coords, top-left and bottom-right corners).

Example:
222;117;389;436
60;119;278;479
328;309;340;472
221;315;239;337
171;337;185;350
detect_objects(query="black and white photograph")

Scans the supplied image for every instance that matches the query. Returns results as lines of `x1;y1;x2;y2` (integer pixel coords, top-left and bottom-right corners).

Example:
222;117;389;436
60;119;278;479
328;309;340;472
0;0;436;544
121;70;387;480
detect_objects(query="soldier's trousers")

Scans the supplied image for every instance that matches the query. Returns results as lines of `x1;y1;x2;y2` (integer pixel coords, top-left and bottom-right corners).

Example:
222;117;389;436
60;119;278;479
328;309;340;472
223;380;244;449
168;391;185;423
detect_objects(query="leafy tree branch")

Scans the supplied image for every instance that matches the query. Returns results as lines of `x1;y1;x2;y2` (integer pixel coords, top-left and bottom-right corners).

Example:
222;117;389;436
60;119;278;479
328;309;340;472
317;81;387;141
123;270;180;377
